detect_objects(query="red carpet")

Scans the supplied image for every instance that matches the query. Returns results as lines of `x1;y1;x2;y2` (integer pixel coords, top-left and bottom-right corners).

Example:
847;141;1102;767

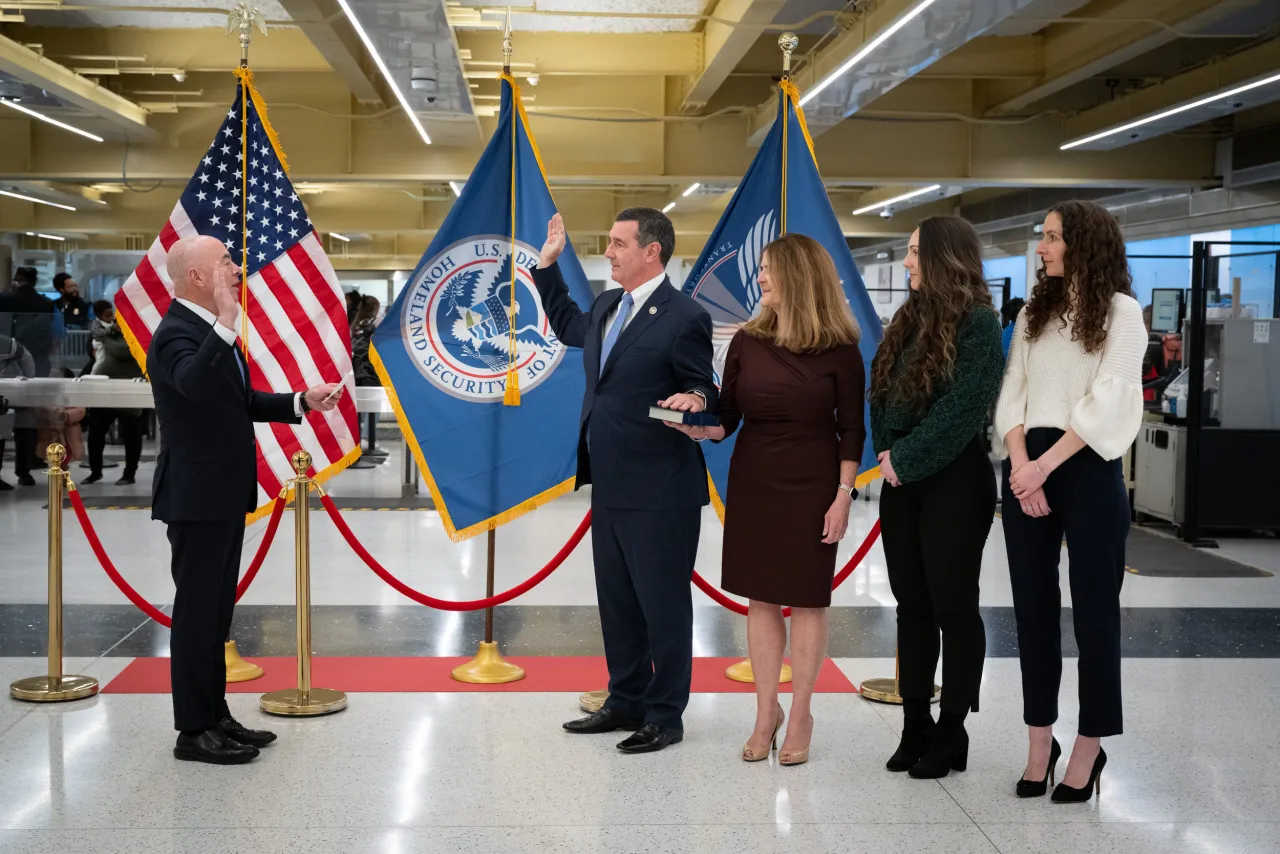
103;656;856;694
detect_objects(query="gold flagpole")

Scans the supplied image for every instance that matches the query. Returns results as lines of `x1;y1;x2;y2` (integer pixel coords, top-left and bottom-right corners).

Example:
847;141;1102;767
501;6;522;406
225;1;268;684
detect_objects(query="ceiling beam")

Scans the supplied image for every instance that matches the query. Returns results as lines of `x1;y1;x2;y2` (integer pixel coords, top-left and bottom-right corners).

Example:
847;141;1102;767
278;0;382;105
1060;35;1280;149
0;34;154;140
984;0;1256;115
680;0;786;112
457;31;704;77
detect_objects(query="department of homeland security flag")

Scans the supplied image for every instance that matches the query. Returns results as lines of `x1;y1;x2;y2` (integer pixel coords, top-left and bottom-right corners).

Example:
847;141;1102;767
370;76;594;542
683;80;882;516
114;70;360;522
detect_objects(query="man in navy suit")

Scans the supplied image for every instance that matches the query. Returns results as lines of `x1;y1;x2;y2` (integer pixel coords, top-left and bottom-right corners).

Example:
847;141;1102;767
534;208;716;754
149;235;340;765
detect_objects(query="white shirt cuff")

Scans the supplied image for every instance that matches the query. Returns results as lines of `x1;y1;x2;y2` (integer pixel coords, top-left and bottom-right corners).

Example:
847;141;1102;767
294;393;304;417
212;321;237;347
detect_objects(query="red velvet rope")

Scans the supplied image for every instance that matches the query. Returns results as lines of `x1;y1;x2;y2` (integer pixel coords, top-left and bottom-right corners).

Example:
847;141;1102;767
691;519;882;617
68;490;287;629
319;493;589;612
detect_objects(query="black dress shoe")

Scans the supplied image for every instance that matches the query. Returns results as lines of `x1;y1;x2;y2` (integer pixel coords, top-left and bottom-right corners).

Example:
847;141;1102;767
886;701;934;772
174;728;260;765
219;716;277;748
617;723;683;754
0;479;12;491
17;475;35;487
83;472;103;484
909;713;968;779
115;475;135;486
563;708;645;734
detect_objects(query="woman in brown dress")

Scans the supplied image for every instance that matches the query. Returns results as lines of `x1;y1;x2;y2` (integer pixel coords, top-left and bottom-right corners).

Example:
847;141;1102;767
667;233;864;766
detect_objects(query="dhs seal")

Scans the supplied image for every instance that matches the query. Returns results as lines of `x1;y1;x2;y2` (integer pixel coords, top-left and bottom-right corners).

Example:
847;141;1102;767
401;236;563;402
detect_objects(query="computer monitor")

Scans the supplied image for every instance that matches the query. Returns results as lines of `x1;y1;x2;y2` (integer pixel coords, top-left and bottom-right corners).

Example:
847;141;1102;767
1150;288;1182;333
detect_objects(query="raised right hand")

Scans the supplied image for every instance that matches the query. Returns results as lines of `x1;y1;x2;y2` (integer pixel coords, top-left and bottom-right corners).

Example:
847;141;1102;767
213;278;240;331
540;213;566;269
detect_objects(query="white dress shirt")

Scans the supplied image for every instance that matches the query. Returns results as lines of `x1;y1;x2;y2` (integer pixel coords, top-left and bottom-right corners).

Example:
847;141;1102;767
603;271;666;337
176;298;303;416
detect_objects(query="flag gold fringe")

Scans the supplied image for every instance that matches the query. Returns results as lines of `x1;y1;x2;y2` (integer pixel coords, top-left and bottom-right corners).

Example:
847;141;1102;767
708;467;882;526
246;443;363;525
115;312;150;376
233;66;290;178
370;342;574;542
503;368;521;405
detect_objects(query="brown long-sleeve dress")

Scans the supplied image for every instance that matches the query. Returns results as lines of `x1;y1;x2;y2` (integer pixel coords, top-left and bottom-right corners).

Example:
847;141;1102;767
718;330;866;608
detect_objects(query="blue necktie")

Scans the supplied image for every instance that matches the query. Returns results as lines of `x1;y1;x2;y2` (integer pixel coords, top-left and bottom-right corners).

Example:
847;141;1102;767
599;292;633;372
233;343;248;388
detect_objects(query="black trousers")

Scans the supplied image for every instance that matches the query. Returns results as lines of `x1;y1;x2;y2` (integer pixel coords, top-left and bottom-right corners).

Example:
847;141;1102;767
591;503;700;728
880;438;995;715
167;520;245;732
88;409;143;476
12;426;37;476
1002;428;1128;737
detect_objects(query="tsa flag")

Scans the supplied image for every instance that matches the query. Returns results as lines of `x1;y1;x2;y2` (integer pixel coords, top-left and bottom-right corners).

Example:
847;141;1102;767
370;76;594;541
684;80;882;515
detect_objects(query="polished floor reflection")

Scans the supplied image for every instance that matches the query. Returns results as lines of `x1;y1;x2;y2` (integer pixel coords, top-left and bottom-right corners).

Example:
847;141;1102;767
4;438;1280;853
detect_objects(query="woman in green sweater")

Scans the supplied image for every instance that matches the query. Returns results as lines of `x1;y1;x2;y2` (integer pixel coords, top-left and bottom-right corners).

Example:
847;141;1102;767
869;215;1005;779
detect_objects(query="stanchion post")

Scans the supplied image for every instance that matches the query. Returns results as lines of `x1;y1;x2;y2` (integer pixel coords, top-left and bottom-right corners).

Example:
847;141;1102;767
260;452;346;716
451;528;525;684
10;444;98;702
725;658;794;685
859;649;940;705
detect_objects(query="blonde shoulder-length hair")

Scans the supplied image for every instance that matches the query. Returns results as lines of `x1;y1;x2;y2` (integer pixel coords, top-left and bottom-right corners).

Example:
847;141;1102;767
742;233;860;352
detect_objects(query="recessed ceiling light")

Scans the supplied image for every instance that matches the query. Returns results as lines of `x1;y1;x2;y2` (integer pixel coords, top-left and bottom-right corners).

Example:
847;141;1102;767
853;185;941;216
330;232;351;243
662;202;676;213
449;181;462;197
334;0;432;146
800;0;940;107
681;183;701;197
0;98;104;143
37;233;66;242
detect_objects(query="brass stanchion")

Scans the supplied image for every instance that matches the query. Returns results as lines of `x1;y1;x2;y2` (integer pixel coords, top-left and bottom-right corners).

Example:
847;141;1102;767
260;452;346;716
725;659;793;684
452;529;525;683
859;650;940;704
224;640;263;682
11;445;98;702
579;689;607;713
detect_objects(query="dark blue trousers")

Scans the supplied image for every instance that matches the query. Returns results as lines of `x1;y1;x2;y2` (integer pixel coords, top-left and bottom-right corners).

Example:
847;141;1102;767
591;503;700;729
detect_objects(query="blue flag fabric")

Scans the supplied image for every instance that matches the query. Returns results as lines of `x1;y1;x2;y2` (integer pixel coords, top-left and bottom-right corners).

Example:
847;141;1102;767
370;77;594;541
683;82;882;517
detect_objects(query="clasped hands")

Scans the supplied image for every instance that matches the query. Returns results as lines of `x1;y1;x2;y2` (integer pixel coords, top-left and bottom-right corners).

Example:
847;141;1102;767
1008;458;1051;518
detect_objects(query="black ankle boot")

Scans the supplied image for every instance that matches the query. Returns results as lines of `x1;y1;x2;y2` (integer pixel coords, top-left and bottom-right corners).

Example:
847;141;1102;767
909;711;968;779
886;699;933;772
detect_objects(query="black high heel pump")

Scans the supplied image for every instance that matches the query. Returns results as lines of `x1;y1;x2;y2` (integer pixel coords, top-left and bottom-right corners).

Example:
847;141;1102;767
1015;737;1061;798
1051;747;1107;803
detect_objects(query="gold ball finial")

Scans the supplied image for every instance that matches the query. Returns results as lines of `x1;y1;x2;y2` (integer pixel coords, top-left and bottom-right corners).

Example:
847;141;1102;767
778;32;799;54
46;443;66;468
291;450;312;475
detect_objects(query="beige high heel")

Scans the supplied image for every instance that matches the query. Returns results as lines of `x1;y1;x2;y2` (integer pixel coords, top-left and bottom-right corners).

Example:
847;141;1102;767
779;714;813;766
742;704;785;762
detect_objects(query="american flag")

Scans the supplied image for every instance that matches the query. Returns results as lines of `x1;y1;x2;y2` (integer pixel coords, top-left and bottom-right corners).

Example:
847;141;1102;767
115;80;360;517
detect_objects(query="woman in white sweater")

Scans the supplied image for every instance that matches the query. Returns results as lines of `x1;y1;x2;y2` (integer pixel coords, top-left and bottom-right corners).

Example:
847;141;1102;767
993;200;1146;804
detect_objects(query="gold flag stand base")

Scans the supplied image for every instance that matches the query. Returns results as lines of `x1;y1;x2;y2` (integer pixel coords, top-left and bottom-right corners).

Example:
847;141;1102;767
579;689;608;713
725;659;793;684
10;674;98;703
224;640;263;683
260;687;347;717
451;641;525;684
859;678;940;705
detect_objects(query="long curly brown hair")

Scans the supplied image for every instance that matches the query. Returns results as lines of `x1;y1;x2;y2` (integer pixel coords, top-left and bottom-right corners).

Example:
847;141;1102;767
1025;200;1133;353
870;215;993;411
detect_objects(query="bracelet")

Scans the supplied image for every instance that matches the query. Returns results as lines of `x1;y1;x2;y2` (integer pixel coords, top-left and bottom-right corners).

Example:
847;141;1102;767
1034;461;1045;478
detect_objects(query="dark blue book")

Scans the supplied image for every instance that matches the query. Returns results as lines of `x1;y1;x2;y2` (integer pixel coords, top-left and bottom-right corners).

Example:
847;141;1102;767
648;406;720;427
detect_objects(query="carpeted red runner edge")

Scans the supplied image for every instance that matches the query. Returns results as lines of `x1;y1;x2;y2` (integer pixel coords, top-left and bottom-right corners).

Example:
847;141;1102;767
103;656;857;694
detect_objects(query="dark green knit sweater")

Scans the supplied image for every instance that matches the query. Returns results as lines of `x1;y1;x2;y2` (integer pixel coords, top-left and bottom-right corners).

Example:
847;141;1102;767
870;307;1004;484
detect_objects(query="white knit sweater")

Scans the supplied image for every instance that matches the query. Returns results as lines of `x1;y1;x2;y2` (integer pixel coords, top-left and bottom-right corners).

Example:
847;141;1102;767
994;293;1146;461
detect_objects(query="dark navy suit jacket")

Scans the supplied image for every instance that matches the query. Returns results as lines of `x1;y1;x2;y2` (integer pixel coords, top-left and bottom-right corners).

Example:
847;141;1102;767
147;301;299;523
532;262;718;510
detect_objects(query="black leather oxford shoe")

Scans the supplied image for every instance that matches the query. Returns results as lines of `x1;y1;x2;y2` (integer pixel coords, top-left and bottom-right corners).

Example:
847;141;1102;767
174;728;259;765
617;723;683;754
218;716;277;748
563;708;645;734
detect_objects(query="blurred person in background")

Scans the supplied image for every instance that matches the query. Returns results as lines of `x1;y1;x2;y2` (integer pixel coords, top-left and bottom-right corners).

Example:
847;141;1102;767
0;267;57;485
54;273;92;329
85;301;145;485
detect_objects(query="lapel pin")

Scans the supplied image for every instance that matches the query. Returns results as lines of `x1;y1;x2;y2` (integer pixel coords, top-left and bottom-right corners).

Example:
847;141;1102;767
649;306;657;315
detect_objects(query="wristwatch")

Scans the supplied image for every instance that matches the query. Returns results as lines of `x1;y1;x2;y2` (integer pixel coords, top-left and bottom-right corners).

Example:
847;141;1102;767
837;483;856;499
299;393;311;415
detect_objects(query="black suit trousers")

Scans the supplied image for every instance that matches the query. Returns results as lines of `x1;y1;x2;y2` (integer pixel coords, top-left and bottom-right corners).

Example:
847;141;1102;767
1002;427;1128;738
880;438;995;715
167;519;245;732
592;503;701;728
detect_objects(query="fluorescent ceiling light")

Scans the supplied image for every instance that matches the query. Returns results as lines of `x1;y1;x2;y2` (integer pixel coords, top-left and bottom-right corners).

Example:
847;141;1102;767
334;0;432;146
1061;71;1280;150
662;202;676;213
0;98;104;143
449;181;462;197
800;0;940;107
0;188;77;211
37;233;66;242
330;232;350;243
681;182;701;197
853;184;941;215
